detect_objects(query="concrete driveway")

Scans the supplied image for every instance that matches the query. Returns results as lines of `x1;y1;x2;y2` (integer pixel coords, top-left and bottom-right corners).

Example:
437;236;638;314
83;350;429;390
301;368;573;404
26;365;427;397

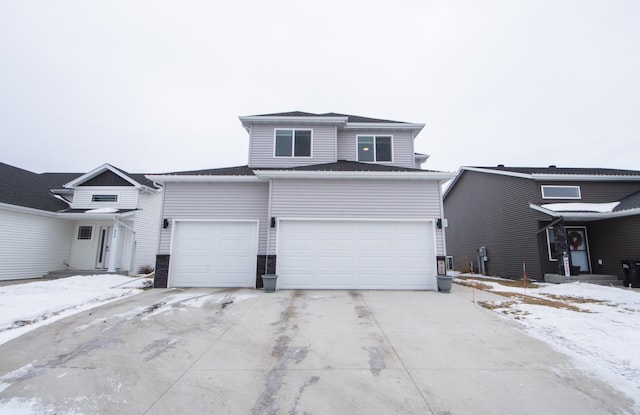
0;286;632;414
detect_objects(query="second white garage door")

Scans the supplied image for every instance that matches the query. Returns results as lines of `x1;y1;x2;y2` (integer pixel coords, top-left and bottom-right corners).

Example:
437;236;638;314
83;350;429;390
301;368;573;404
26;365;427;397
169;220;258;288
276;219;436;290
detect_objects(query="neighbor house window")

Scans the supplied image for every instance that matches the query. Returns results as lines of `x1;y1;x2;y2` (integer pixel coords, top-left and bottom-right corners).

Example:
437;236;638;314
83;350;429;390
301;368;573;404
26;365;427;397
357;135;392;162
541;185;581;199
78;226;92;240
274;129;312;157
92;194;118;202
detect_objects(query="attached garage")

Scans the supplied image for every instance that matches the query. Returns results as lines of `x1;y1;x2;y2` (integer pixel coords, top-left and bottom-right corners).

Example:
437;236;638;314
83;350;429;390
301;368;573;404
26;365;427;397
276;219;436;290
169;220;258;288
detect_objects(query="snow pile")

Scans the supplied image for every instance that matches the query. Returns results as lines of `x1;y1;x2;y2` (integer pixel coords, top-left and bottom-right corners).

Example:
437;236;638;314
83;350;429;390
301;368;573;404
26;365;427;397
541;202;620;213
0;275;146;346
457;276;640;408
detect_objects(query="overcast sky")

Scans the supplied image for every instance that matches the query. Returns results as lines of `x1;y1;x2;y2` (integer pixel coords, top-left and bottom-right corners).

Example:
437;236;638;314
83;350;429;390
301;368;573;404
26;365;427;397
1;0;638;175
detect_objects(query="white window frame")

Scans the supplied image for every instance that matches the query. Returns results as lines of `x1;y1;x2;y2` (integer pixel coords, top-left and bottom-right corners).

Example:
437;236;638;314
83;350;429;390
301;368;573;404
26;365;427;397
77;225;93;240
91;194;119;203
541;185;581;199
356;135;394;163
273;129;313;158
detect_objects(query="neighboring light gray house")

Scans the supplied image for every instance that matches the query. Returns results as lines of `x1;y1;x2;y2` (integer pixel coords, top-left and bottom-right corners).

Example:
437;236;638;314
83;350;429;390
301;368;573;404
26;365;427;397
147;112;454;290
443;165;640;282
0;163;163;280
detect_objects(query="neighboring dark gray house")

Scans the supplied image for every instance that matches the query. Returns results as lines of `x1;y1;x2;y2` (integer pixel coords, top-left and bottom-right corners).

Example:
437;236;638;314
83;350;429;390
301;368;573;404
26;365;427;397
147;112;454;290
443;166;640;282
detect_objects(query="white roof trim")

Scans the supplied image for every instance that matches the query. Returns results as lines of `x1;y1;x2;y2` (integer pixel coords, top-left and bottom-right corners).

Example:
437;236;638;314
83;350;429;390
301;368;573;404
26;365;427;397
64;163;144;189
460;166;640;182
0;202;137;219
0;202;59;217
343;122;425;131
529;203;640;220
145;174;260;184
239;115;348;128
253;170;455;181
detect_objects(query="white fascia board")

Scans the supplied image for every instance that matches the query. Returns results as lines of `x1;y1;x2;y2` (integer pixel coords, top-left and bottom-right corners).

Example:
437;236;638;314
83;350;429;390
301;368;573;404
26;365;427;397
0;202;59;218
253;170;456;182
343;123;425;132
529;203;640;220
64;163;143;189
56;210;137;220
239;116;348;128
460;167;533;179
145;174;260;184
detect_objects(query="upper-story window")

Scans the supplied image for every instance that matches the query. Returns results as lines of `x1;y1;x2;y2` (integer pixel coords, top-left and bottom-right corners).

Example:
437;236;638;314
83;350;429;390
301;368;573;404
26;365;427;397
357;135;392;162
274;129;312;157
541;185;581;199
92;194;118;202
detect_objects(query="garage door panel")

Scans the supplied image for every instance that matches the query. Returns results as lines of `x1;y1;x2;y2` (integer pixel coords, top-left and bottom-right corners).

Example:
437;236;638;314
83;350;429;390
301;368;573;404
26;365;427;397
277;220;436;290
169;221;258;288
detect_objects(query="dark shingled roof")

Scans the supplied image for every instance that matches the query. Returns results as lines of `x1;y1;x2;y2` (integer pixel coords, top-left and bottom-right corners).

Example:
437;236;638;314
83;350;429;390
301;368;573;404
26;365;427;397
614;190;640;212
251;111;412;125
475;166;640;177
164;165;255;176
0;163;77;211
256;160;436;173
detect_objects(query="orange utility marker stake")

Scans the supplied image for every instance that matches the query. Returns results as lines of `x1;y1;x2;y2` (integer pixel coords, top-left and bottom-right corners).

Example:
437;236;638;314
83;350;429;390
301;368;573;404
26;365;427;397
523;261;527;303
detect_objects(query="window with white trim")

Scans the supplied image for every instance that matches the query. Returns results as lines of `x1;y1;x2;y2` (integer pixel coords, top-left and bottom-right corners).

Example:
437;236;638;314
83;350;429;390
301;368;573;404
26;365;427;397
541;185;581;199
92;194;118;202
357;135;392;162
78;226;93;240
274;129;312;157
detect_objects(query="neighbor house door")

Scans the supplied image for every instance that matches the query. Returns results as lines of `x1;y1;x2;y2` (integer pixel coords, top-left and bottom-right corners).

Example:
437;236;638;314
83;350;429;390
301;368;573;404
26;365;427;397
96;226;112;269
566;227;590;273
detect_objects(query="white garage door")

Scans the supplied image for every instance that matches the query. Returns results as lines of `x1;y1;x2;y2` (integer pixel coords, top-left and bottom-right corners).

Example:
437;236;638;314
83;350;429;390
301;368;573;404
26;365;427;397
169;221;258;288
276;220;436;290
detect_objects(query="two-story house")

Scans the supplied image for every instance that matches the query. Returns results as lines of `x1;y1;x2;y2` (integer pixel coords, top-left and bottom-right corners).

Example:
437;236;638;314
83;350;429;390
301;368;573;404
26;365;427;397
443;165;640;283
148;112;454;290
0;163;162;280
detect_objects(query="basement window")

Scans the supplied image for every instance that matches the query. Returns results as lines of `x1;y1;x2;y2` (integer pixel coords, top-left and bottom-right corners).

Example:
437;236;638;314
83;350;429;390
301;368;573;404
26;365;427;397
77;226;93;240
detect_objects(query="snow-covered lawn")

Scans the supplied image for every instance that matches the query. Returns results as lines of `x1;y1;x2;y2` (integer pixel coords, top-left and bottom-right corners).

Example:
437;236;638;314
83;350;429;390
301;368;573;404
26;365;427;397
0;275;148;347
454;274;640;407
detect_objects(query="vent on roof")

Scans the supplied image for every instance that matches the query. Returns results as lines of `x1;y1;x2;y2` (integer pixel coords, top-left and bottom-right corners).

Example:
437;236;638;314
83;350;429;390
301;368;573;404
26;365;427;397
549;165;557;169
497;164;505;168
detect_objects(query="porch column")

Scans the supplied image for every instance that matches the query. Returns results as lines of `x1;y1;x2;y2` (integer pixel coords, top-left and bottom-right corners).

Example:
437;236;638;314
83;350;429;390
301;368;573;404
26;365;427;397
107;217;121;272
552;219;571;275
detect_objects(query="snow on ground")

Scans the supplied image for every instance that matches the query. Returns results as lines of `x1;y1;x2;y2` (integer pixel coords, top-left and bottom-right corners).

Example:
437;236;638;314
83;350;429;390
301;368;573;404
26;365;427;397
454;274;640;408
0;275;148;347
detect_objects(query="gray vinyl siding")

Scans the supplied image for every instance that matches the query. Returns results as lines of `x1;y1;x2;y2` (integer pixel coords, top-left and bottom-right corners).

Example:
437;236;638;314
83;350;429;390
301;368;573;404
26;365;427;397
157;182;269;255
588;216;640;279
337;129;415;168
0;208;74;280
444;171;549;279
248;124;336;168
269;179;446;255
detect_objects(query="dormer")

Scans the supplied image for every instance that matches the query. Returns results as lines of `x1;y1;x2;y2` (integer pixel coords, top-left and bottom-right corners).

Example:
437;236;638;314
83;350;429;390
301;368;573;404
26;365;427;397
56;164;159;210
240;112;426;169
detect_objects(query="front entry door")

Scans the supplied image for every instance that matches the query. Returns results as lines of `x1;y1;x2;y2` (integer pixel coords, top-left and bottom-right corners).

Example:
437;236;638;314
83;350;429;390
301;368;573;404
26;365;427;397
96;226;112;269
567;227;590;273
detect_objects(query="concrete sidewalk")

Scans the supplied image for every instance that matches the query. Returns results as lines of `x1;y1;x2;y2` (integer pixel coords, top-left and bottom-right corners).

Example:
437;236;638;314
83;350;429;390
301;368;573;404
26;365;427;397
0;286;633;414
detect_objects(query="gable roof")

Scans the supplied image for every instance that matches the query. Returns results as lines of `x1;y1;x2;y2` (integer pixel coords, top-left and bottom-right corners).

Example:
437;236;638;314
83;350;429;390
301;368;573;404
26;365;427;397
64;163;159;190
